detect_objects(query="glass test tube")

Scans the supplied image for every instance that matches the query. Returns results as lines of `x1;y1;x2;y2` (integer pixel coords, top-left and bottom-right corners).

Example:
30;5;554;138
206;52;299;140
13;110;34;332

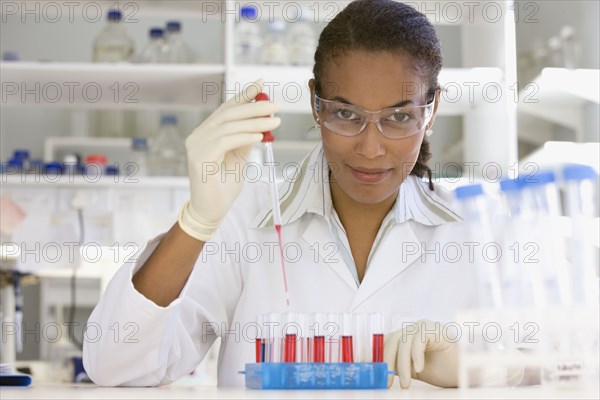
255;314;264;363
353;313;368;362
371;313;384;363
264;312;281;362
341;313;354;363
283;312;298;363
311;313;326;363
325;313;340;363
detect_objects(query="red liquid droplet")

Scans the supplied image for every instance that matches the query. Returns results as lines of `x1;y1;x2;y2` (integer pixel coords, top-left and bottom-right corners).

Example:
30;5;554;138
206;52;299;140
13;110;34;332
372;334;384;363
313;336;325;363
342;336;354;363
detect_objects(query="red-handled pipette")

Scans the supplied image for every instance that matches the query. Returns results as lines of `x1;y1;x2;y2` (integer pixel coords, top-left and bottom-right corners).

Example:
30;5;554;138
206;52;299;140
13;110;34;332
255;92;290;309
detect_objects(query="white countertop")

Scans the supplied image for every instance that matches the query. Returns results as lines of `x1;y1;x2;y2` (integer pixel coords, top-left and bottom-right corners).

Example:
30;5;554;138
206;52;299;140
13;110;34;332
1;381;598;399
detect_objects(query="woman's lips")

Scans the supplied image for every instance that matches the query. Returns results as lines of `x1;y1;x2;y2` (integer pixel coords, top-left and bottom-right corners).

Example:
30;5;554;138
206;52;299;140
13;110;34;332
348;166;391;183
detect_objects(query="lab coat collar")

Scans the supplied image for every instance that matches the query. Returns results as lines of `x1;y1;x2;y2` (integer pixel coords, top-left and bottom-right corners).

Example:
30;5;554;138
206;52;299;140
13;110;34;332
251;143;461;229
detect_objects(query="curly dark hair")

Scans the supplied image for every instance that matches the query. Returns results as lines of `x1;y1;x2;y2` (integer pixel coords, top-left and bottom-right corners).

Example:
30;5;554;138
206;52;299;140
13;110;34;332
313;0;442;190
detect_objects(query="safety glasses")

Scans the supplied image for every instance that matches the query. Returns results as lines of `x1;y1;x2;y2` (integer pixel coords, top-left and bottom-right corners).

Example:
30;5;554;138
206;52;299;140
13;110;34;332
314;93;436;140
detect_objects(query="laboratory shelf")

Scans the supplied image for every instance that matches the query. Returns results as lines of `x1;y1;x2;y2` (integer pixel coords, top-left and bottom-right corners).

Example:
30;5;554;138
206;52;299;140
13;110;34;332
0;61;225;110
518;68;599;132
1;174;189;189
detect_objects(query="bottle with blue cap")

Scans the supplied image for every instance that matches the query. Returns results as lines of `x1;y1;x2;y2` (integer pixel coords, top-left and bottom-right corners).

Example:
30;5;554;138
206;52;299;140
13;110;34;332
92;9;134;62
454;183;503;309
149;115;186;176
166;21;193;63
138;28;170;63
236;5;263;64
519;169;571;307
562;164;599;305
130;137;149;177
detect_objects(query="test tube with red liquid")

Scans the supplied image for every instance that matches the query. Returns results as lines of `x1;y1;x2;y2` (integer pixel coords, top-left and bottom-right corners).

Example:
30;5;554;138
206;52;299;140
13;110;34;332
341;313;354;363
255;314;264;363
311;313;326;363
283;312;299;363
371;313;384;363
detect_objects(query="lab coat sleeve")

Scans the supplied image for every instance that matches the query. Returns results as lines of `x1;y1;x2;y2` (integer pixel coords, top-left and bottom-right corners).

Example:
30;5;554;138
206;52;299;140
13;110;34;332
83;207;247;386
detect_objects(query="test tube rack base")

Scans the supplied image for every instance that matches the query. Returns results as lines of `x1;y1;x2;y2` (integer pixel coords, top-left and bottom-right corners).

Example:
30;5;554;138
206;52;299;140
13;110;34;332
242;362;391;389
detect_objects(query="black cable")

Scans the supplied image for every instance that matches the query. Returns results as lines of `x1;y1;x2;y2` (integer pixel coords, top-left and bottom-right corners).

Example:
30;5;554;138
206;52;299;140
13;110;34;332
67;209;84;350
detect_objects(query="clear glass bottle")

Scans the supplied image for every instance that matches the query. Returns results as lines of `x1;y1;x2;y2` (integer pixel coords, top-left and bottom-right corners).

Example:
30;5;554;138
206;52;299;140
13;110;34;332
287;8;317;66
560;26;580;70
139;28;170;63
92;10;134;137
261;20;289;65
92;9;134;62
166;21;193;63
130;137;149;177
235;5;263;64
149;115;186;176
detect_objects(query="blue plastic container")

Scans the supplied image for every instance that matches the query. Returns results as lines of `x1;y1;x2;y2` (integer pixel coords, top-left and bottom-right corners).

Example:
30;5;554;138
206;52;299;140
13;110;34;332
242;363;391;389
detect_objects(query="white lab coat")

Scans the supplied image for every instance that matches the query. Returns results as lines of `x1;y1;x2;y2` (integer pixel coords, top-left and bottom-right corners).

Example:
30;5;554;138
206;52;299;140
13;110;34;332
83;145;479;387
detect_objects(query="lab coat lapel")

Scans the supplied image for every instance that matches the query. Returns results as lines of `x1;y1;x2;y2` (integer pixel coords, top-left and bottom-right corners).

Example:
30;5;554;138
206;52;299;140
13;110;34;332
350;222;422;310
300;215;358;291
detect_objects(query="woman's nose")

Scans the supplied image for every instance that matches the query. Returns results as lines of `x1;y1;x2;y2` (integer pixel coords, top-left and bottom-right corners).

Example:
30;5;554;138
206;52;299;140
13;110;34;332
355;120;386;159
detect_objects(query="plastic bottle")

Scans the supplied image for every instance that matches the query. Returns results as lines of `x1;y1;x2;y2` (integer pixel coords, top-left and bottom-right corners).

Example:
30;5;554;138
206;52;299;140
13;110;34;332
287;8;317;66
139;28;170;63
235;5;263;64
519;171;570;307
562;164;598;305
166;21;192;63
560;26;580;70
262;20;289;65
92;9;134;62
454;184;503;309
130;137;149;177
149;115;186;176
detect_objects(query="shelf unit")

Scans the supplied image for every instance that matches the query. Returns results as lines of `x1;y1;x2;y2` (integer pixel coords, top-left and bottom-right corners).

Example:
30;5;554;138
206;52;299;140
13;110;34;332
1;0;520;177
518;68;600;142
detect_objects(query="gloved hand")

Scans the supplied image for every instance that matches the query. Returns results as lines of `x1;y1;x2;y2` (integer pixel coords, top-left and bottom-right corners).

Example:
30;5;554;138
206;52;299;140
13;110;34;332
178;79;281;241
384;320;458;389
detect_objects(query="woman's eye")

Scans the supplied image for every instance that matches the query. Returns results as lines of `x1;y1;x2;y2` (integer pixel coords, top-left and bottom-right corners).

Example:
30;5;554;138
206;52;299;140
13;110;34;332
333;108;359;120
388;111;411;123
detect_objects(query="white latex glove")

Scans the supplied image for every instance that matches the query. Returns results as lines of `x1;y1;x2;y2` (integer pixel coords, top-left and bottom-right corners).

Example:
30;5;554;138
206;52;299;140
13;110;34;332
384;320;458;389
178;79;281;241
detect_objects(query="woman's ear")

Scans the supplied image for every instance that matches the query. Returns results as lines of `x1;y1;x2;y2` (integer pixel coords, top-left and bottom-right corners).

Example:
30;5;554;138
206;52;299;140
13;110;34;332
309;78;318;123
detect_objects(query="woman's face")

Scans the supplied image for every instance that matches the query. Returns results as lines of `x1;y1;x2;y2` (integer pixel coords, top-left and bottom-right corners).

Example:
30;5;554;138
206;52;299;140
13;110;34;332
309;50;439;206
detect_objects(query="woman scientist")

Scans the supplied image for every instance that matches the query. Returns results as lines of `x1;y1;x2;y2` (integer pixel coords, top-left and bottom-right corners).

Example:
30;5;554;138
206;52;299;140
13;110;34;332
84;0;522;388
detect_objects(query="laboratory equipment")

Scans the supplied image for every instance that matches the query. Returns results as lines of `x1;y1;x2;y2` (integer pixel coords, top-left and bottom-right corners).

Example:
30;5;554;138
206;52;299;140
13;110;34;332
287;8;317;66
560;26;580;69
454;184;503;309
243;362;390;389
341;313;354;363
261;20;289;65
562;164;598;305
92;9;134;62
130;137;149;177
148;115;186;176
235;6;263;64
371;313;384;363
138;28;170;63
246;312;389;389
255;92;290;308
166;21;192;63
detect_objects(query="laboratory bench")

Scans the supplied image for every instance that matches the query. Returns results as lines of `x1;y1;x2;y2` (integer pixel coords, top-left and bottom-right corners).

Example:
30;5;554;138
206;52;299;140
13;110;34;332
1;381;599;399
